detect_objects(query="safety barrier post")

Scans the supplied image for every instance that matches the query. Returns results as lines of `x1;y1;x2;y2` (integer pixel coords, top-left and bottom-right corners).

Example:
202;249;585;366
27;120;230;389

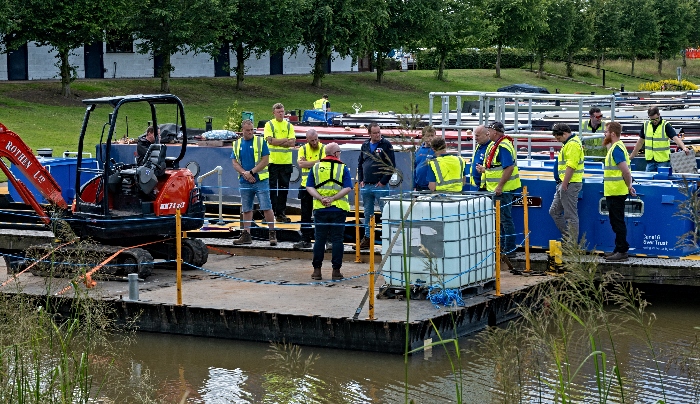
495;200;501;296
176;208;183;305
523;186;531;272
368;215;376;320
354;182;362;262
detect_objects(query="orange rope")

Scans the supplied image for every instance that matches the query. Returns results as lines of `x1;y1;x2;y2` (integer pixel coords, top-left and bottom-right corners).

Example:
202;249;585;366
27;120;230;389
0;240;77;288
206;245;237;256
55;239;172;296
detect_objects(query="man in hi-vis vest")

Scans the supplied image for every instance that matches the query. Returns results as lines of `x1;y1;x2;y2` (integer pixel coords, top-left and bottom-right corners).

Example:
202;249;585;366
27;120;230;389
630;106;690;172
549;123;584;242
264;103;296;223
306;143;352;281
294;129;325;249
603;121;636;262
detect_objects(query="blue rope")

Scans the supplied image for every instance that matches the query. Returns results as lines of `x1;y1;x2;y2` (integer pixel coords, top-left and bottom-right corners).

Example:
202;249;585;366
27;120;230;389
428;286;465;308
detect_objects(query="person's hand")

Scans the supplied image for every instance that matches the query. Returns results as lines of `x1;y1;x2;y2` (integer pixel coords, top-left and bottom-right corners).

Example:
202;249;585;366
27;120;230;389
629;185;636;197
243;171;256;183
561;182;568;191
359;181;365;187
494;185;503;196
299;156;307;161
376;182;384;187
684;147;692;155
476;164;484;173
321;196;333;207
266;136;273;144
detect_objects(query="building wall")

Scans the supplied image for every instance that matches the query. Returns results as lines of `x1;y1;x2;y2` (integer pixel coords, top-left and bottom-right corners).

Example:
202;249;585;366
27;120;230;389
7;41;355;81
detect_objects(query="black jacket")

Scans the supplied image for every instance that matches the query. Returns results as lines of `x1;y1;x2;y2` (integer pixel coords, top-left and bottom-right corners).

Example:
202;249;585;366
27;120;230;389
357;137;396;185
136;134;153;165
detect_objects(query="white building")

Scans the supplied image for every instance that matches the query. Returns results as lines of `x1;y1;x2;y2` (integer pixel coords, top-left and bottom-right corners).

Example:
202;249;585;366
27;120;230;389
0;41;354;80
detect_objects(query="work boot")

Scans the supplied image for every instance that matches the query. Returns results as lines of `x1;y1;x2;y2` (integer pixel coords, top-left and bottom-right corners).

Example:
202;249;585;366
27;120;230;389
332;268;344;280
605;252;628;262
311;267;322;280
275;214;292;223
269;230;277;246
293;240;312;249
359;237;371;250
233;230;252;245
603;251;616;258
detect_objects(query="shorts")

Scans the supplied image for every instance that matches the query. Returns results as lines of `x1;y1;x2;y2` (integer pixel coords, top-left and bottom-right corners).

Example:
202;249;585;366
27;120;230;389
240;179;272;212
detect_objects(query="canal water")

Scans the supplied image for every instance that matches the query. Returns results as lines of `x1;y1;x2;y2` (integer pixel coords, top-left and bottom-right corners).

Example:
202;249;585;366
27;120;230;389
111;284;700;403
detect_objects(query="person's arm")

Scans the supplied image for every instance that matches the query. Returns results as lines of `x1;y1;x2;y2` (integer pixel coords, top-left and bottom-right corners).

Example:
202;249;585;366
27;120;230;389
232;157;255;183
357;145;365;186
561;166;574;191
298;149;320;169
428;182;436;191
629;137;644;159
619;161;636;196
379;141;396;186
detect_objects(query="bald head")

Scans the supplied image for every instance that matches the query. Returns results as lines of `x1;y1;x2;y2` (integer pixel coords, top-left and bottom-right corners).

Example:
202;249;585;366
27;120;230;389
306;128;320;149
325;142;340;157
473;125;490;146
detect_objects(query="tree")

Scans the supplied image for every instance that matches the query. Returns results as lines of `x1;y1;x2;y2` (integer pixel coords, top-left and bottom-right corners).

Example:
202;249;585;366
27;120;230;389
615;0;658;75
561;0;590;77
478;0;546;78
654;0;694;75
420;0;471;81
300;0;372;87
682;0;700;67
222;0;303;90
587;0;622;75
128;0;224;93
5;0;121;97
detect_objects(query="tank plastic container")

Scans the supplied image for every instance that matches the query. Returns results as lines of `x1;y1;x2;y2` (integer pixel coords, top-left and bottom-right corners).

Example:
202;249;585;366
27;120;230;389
381;193;495;289
9;157;98;204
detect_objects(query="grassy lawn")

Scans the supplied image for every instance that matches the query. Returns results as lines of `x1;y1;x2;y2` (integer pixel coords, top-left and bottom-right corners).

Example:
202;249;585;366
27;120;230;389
0;58;698;155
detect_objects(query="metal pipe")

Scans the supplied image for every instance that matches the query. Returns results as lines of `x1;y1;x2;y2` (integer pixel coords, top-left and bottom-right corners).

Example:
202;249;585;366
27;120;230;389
128;273;139;300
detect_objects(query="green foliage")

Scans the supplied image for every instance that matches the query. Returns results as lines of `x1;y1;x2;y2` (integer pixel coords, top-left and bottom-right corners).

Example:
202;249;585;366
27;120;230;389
223;100;242;132
638;79;699;91
416;48;532;70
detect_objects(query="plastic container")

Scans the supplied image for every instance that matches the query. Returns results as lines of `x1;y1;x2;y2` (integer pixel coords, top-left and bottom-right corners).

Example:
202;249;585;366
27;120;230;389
381;193;495;289
9;157;98;204
241;111;254;123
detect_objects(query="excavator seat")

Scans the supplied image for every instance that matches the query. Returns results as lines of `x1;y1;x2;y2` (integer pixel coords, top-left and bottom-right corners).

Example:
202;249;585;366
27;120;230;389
119;144;168;195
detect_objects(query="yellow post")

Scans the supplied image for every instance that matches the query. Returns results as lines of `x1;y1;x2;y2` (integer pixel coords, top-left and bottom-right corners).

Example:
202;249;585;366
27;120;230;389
495;200;502;296
176;208;183;305
368;215;376;320
523;186;531;272
354;182;362;263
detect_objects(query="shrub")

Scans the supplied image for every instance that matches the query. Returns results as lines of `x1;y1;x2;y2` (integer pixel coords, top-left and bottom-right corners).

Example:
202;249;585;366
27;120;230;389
638;79;699;91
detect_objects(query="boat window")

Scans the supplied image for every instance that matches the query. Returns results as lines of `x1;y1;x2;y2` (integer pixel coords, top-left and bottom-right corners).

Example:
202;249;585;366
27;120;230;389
599;198;644;217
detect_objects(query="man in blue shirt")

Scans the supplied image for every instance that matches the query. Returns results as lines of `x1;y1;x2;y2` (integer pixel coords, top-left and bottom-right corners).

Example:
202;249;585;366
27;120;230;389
414;126;436;191
231;120;277;246
306;143;353;280
468;125;491;190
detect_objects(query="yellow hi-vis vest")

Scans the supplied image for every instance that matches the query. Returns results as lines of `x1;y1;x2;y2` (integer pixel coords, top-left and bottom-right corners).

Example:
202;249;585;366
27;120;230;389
232;136;269;180
604;140;630;197
311;161;350;211
483;139;521;192
581;119;607;155
557;135;585;183
313;98;328;110
298;143;325;187
429;155;466;192
644;119;671;162
264;119;295;164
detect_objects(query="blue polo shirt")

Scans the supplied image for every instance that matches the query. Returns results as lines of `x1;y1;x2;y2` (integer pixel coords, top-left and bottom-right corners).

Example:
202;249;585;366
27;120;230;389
414;144;435;189
231;138;270;184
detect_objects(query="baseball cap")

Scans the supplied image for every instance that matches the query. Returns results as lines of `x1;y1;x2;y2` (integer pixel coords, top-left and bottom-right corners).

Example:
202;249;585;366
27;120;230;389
487;122;505;133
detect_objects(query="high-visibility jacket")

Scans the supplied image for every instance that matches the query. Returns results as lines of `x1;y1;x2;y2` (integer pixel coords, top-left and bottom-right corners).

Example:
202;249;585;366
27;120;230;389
483;139;521;192
604;140;630;196
264;119;295;164
581;119;607;155
313;98;329;110
298;143;325;187
232;136;269;180
557;135;585;183
311;161;350;211
644;119;671;162
429;155;466;192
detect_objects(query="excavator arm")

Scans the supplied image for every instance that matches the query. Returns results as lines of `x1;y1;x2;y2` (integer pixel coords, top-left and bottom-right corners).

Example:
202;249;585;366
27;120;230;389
0;123;68;224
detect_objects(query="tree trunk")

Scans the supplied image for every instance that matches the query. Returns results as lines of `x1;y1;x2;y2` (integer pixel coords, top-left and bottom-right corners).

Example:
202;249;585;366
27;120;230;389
683;50;687;68
657;52;663;76
160;53;171;93
375;51;385;83
437;50;446;81
631;56;636;75
59;49;72;98
495;44;502;78
566;53;573;77
538;53;545;78
236;43;246;90
596;54;601;76
312;46;327;88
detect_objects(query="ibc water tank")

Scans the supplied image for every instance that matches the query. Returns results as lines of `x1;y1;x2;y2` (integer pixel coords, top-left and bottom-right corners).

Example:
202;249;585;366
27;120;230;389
381;193;495;290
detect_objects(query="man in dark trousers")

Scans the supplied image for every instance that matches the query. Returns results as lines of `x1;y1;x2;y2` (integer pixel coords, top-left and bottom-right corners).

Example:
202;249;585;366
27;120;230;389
294;129;324;249
306;143;352;280
357;123;396;250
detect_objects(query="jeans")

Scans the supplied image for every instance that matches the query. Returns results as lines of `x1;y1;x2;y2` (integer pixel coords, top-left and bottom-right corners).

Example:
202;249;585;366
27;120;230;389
495;192;517;254
298;188;314;242
312;209;347;270
361;184;390;238
240;179;272;212
269;164;292;216
606;195;629;253
645;160;670;172
549;182;582;242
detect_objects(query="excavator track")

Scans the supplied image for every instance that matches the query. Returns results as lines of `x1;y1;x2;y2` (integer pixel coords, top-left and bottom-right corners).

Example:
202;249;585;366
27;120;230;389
25;243;153;279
